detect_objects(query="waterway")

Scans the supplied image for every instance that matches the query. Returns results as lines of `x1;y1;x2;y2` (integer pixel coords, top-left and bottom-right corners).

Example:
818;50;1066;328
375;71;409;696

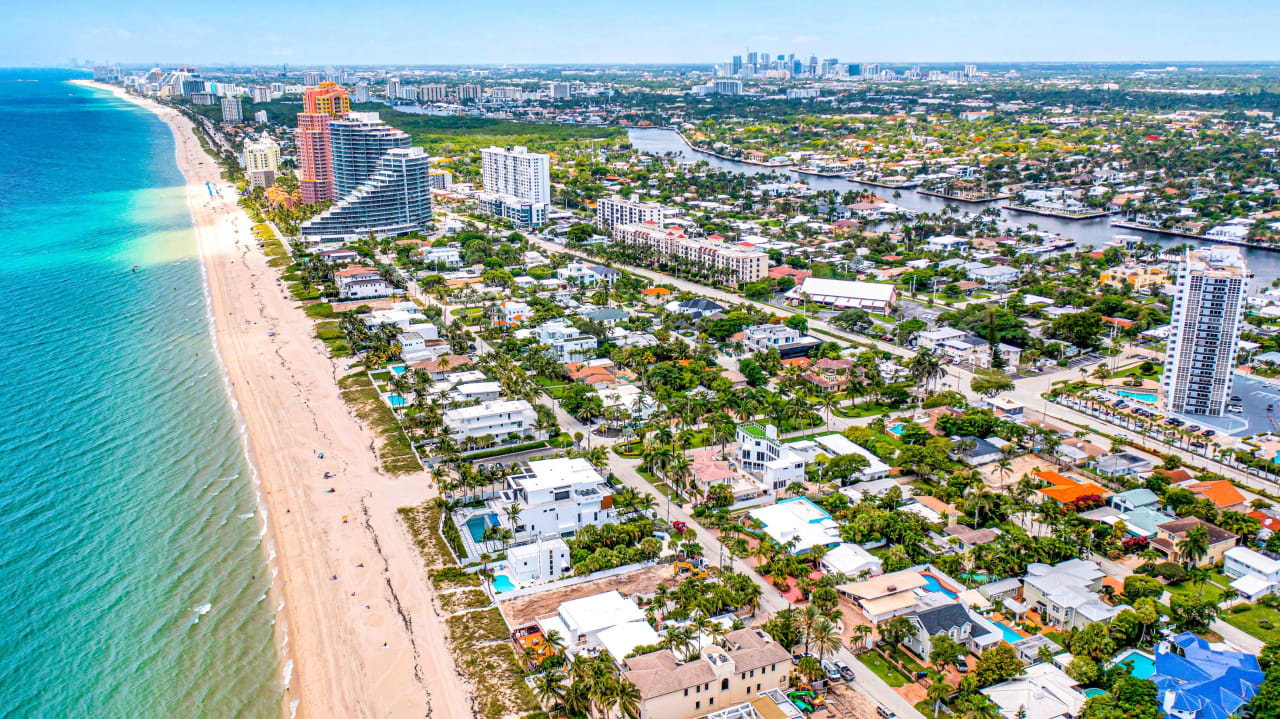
627;127;1280;287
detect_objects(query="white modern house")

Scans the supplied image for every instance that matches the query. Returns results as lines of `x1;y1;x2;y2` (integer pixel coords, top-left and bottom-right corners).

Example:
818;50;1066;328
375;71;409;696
498;457;618;539
536;590;658;658
443;399;538;443
982;662;1087;719
505;537;572;585
737;423;807;491
747;498;841;555
534;320;598;363
741;324;822;358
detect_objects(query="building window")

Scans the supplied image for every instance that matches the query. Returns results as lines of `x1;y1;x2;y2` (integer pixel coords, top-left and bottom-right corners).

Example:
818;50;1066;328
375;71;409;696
695;701;700;710
684;689;688;697
721;679;729;691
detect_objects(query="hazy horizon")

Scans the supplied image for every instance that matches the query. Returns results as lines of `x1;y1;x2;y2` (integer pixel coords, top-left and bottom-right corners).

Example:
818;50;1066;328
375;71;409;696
7;0;1280;68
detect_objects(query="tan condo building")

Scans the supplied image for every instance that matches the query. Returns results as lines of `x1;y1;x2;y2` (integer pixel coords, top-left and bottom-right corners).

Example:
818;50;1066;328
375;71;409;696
614;221;768;283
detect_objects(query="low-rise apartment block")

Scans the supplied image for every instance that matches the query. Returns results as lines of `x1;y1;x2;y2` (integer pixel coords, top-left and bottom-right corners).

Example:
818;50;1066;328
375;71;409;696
614;222;768;283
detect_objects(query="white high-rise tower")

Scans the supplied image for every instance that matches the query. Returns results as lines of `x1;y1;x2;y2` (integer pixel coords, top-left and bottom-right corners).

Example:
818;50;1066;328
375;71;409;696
480;146;551;204
1162;246;1249;416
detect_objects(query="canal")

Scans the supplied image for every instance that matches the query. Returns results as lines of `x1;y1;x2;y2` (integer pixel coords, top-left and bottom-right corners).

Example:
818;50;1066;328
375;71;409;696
627;127;1280;288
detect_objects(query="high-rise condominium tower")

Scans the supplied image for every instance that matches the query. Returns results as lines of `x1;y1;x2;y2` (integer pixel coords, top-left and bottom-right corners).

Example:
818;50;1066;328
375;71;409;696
296;82;350;204
1163;246;1249;416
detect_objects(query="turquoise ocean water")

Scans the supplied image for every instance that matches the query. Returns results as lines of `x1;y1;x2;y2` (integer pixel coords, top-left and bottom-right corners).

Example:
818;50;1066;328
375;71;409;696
0;70;281;717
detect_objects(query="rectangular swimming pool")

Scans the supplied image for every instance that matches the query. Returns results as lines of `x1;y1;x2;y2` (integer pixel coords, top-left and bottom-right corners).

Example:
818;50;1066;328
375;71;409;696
993;621;1022;644
1115;390;1158;404
1113;649;1155;679
466;513;500;542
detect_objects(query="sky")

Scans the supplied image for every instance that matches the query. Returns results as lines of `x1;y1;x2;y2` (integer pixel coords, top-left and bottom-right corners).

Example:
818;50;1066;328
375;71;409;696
5;0;1279;67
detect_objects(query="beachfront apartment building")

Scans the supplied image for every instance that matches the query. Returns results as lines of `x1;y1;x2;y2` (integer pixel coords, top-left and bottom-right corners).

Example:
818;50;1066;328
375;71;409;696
504;458;617;538
623;628;791;719
243;137;280;173
328;113;411;198
1163;246;1249;416
442;399;537;443
596;195;665;230
300;147;434;243
295;82;350;204
534;320;598;363
613;222;768;283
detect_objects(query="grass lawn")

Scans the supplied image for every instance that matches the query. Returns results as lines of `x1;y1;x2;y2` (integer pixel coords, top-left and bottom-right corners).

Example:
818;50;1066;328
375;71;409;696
858;651;912;688
1166;579;1224;604
1223;602;1280;643
887;645;925;674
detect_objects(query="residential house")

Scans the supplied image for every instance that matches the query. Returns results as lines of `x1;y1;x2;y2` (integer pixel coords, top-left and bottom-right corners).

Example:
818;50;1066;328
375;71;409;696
623;628;791;719
1110;488;1161;512
505;537;572;585
1093;452;1155;477
1178;480;1248;512
1149;633;1263;719
736;423;806;491
803;358;856;392
1034;470;1112;506
1022;559;1123;631
534;320;598;363
1223;546;1280;599
412;354;473;379
982;663;1087;719
504;458;617;540
666;298;724;319
442;399;538;443
746;498;841;555
836;569;929;623
535;590;654;657
582;307;628;327
902;600;999;659
1150;517;1237;567
820;543;883;579
317;248;360;264
741;324;822;359
494;300;531;327
335;264;394;299
951;435;1006;466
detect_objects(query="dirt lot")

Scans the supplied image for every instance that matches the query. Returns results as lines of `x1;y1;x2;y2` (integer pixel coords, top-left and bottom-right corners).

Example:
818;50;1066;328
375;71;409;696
977;453;1058;491
819;683;880;718
499;564;675;628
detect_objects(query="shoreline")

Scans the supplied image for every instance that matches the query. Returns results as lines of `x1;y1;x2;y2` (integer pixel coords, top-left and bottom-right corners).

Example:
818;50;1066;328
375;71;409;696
74;80;470;719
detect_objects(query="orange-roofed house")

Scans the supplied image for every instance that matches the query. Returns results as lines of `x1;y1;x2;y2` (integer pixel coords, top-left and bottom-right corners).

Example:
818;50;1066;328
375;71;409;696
1181;480;1247;512
1034;470;1111;506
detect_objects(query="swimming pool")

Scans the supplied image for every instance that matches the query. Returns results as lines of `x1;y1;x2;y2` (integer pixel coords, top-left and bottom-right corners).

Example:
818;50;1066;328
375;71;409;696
492;574;516;593
1083;689;1107;699
386;394;408;408
920;574;958;599
466;513;501;542
888;423;905;436
390;365;406;376
993;621;1023;644
1115;390;1158;404
1112;649;1156;680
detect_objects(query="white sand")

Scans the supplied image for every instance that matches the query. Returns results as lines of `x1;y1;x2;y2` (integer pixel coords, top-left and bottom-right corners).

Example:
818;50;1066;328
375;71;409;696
74;80;472;719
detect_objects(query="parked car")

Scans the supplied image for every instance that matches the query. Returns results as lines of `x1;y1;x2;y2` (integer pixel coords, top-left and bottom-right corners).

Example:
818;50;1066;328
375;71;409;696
835;659;855;682
822;659;842;682
672;520;688;533
877;706;896;719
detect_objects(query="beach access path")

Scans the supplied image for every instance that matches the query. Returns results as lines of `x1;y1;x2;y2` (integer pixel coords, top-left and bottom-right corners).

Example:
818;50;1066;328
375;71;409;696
77;81;471;719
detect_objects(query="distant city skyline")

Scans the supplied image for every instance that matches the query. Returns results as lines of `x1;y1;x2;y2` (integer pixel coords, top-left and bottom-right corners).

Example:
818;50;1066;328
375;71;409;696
6;0;1280;67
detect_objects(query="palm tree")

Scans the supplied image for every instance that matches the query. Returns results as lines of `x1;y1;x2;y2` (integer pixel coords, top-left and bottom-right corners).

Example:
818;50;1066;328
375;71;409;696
613;679;642;719
1177;524;1210;569
532;666;567;711
543;629;566;657
811;617;842;661
925;670;951;719
504;503;522;544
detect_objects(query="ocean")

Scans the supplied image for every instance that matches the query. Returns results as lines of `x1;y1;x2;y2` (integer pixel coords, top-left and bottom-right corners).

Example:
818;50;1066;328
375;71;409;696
0;69;281;716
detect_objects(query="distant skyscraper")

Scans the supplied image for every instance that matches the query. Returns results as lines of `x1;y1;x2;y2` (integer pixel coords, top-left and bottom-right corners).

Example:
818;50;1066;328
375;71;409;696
480;146;551;204
296;82;350;204
548;82;571;99
328;112;411;198
747;51;758;70
420;84;448;102
1163;247;1249;416
732;55;743;75
964;64;978;78
385;78;400;99
353;83;370;103
251;86;271;103
300;147;434;242
304;71;324;86
220;96;243;123
458;84;481;101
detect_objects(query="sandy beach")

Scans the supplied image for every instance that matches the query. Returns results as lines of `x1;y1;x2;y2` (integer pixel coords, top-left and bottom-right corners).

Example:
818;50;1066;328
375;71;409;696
74;80;470;719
